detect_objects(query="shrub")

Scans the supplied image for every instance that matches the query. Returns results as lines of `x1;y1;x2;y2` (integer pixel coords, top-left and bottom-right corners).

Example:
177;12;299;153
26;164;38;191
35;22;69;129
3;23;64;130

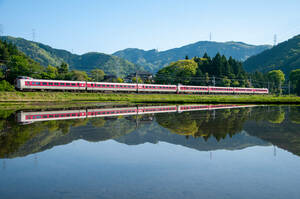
0;80;15;91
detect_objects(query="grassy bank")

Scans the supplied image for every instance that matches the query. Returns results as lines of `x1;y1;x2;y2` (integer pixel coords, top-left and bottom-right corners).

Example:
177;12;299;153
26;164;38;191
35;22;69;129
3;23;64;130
0;91;299;104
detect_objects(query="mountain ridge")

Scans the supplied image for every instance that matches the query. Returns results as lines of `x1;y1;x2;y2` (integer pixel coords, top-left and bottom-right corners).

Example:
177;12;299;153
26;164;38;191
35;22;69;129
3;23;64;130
0;36;142;77
243;34;300;75
113;40;271;73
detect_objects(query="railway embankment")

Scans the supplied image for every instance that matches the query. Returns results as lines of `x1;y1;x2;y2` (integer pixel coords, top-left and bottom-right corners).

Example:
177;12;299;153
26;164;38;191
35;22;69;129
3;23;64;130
0;92;299;104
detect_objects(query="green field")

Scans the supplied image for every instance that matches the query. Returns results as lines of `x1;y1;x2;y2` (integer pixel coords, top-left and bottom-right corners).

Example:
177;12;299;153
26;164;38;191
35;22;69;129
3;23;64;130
0;91;299;104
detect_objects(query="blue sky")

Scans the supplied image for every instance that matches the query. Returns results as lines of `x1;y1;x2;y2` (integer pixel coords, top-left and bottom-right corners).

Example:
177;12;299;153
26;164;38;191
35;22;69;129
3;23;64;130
0;0;299;54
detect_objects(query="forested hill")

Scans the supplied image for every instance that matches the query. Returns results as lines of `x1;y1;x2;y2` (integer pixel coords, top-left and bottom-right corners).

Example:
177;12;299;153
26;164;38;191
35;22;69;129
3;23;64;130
243;34;300;75
0;36;142;77
113;41;271;73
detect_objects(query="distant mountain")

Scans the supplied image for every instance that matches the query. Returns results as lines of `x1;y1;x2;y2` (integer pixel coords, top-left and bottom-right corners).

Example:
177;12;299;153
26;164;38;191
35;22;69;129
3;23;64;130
243;34;300;75
113;41;271;73
0;36;142;77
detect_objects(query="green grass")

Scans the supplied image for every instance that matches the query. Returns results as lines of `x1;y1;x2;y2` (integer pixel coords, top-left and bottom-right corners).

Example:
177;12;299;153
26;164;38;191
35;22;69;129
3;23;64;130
0;91;299;104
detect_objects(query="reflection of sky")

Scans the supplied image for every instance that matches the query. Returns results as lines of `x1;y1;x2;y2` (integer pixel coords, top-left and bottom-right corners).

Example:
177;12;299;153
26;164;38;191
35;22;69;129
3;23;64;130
1;140;300;199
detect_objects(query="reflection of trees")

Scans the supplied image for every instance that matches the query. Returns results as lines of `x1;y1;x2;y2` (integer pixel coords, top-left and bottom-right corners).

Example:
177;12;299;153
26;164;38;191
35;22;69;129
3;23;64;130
0;111;136;158
156;108;251;141
267;107;285;124
244;106;300;156
0;112;90;158
289;107;300;124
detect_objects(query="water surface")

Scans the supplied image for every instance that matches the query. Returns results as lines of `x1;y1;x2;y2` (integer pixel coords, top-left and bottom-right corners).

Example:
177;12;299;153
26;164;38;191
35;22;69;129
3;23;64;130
0;105;299;199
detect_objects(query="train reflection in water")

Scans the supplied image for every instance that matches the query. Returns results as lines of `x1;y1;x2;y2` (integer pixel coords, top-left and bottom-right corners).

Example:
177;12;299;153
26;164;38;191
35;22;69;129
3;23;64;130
17;104;256;124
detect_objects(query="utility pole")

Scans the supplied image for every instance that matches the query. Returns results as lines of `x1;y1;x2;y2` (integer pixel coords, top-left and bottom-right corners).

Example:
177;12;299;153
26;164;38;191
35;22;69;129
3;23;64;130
249;77;252;87
288;81;290;95
273;34;277;46
136;71;139;93
209;32;212;41
212;76;215;86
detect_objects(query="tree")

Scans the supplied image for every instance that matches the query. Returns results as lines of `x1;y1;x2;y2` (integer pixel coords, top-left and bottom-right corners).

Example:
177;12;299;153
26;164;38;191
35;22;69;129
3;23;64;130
69;70;89;81
6;55;42;83
58;62;69;74
155;60;197;84
289;69;300;96
232;80;239;87
221;76;231;87
116;77;124;83
42;65;58;79
0;80;15;91
90;69;105;82
268;70;285;94
131;77;143;83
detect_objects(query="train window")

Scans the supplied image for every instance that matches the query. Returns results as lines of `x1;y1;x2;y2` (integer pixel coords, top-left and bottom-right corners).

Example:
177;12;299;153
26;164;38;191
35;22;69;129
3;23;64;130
72;114;76;116
43;115;48;118
49;83;53;86
66;83;70;86
42;82;47;85
66;114;70;117
60;115;64;117
72;83;75;86
54;83;59;86
55;115;59;117
60;83;65;86
49;115;54;118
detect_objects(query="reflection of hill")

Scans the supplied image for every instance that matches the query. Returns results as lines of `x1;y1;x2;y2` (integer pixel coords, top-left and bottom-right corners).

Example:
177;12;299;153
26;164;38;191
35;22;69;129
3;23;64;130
244;107;300;156
115;119;269;151
0;117;136;158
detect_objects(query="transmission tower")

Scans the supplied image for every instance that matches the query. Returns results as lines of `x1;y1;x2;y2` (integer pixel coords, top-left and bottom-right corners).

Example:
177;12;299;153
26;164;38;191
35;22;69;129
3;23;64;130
209;32;212;41
273;34;277;46
32;29;36;41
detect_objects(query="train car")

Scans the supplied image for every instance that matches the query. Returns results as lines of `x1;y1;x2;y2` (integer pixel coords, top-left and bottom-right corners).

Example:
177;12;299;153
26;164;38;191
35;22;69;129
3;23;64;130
17;110;86;124
253;88;269;94
15;77;86;91
137;105;177;114
87;107;138;118
209;86;234;94
86;82;137;92
233;87;254;94
137;84;177;93
178;85;209;94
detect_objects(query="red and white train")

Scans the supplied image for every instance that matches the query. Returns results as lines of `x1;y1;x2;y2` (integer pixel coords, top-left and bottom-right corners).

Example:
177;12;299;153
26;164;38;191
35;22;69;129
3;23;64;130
15;76;269;94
